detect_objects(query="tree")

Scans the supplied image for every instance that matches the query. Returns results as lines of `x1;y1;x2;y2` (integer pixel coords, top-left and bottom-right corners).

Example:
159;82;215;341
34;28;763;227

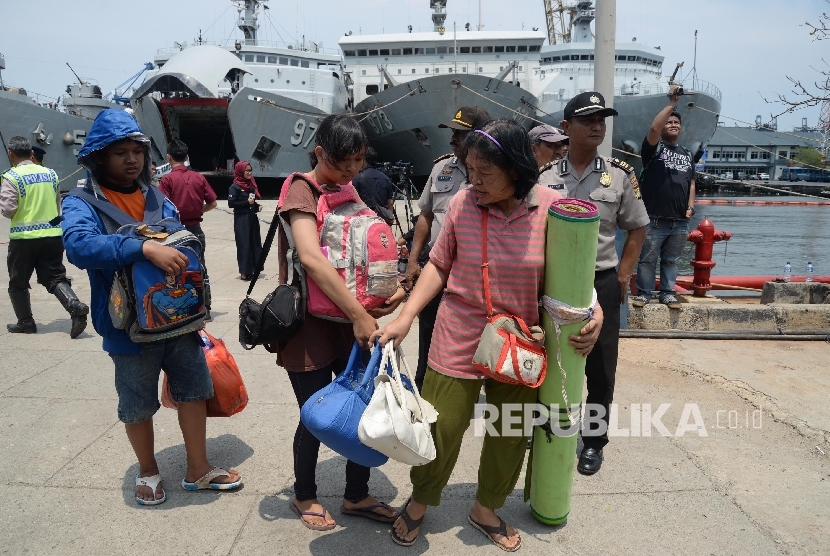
794;146;824;168
765;2;829;118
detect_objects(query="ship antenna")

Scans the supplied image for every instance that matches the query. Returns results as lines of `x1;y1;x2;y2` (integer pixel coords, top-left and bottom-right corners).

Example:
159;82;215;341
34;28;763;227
66;63;86;86
691;29;698;86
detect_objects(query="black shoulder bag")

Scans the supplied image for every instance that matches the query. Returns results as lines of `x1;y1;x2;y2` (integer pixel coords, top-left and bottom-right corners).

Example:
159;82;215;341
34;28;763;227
238;210;306;352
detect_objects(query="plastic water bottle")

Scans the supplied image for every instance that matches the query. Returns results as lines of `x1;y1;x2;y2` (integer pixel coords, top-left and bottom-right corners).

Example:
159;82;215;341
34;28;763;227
806;262;814;283
783;262;792;283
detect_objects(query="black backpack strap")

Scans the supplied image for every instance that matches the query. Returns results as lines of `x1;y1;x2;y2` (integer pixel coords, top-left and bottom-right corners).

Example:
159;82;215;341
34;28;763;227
245;210;307;303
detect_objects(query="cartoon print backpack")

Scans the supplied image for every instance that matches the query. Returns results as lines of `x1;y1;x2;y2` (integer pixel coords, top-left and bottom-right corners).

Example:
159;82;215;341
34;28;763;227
67;186;206;342
277;172;399;322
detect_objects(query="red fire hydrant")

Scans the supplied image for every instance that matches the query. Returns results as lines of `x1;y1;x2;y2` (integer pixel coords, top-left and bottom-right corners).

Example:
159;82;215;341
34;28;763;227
687;217;731;297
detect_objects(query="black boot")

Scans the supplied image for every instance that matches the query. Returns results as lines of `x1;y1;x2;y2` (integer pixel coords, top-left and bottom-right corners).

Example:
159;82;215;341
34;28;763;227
7;289;37;334
52;282;89;339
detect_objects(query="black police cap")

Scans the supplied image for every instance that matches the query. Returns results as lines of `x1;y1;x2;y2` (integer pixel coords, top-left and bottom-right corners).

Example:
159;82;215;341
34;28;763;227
31;145;46;158
563;91;619;120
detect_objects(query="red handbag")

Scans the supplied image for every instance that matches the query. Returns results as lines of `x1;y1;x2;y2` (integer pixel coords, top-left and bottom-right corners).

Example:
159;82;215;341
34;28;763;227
162;331;249;417
471;209;547;388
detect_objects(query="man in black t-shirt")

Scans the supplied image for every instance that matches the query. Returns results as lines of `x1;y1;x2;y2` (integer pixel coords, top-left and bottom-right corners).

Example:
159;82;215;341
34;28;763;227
352;147;395;224
632;85;696;309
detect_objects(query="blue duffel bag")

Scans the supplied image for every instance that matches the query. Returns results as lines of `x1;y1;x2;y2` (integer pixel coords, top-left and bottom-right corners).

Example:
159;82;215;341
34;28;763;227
300;341;389;468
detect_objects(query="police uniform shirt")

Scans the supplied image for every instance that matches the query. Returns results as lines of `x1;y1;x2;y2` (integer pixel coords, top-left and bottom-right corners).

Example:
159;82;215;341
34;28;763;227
538;161;566;192
417;154;469;248
545;154;649;271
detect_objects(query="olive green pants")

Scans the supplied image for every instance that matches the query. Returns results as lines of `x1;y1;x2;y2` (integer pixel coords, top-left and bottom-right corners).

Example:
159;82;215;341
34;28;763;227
411;368;537;509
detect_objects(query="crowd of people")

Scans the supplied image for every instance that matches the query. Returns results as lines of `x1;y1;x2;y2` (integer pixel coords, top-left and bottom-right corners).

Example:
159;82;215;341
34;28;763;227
0;84;695;551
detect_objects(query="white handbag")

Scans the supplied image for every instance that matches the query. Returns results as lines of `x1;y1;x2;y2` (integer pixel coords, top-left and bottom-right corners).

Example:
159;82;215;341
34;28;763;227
358;342;438;466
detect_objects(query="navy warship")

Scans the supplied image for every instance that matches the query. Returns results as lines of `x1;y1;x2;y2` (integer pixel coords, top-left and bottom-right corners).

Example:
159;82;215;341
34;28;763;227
341;0;721;180
533;1;721;165
0;54;127;190
341;1;543;180
131;0;349;186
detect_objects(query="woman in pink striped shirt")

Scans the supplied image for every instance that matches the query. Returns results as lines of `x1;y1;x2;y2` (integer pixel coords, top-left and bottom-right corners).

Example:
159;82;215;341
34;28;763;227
374;119;604;552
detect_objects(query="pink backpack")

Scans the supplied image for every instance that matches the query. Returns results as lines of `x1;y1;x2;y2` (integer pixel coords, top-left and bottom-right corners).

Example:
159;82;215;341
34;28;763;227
277;173;399;322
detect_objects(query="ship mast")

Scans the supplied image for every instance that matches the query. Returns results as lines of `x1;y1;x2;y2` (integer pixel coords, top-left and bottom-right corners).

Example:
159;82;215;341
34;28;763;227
430;1;447;32
543;0;577;44
235;0;267;45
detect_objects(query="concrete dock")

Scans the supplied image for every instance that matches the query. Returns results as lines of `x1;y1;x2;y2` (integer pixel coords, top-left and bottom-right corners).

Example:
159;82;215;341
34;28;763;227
0;201;828;555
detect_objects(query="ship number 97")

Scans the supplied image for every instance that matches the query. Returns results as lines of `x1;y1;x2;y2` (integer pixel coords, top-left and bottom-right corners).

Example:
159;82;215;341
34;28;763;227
366;110;394;135
291;119;318;148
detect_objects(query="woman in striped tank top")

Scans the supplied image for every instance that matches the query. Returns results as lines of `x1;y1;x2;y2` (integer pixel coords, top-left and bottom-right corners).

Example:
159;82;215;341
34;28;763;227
373;119;603;552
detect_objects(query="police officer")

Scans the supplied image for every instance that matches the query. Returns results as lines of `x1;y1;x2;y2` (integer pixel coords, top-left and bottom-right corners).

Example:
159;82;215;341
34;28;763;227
546;92;649;475
529;124;569;188
0;136;88;337
404;105;491;390
31;145;46;165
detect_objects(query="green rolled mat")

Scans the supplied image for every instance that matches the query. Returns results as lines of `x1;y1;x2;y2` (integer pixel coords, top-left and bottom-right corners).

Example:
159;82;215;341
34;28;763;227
525;198;600;525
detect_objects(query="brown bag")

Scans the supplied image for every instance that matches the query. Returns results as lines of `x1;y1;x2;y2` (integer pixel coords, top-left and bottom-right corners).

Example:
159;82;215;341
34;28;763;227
471;209;547;388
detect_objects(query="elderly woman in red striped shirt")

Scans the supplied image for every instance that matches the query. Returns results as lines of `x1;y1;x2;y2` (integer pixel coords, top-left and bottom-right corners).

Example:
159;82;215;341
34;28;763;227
373;118;603;552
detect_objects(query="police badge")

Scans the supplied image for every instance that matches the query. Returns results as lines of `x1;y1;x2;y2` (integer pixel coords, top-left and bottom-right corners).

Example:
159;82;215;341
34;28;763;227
600;172;612;187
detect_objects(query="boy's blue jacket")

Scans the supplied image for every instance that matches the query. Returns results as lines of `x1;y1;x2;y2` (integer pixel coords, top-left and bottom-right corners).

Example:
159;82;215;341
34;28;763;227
62;109;179;354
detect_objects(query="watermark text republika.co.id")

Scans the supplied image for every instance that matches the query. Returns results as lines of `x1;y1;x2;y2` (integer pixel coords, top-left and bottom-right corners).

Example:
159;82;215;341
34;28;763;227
472;403;763;437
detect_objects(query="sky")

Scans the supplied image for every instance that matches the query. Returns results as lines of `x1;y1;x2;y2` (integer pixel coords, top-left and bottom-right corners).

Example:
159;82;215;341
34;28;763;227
1;0;826;131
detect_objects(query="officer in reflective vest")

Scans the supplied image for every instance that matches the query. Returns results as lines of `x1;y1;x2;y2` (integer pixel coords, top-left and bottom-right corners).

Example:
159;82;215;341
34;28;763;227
0;136;88;337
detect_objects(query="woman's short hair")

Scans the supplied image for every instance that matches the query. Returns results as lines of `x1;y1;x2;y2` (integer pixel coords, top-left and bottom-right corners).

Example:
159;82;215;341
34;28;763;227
308;114;368;169
463;118;540;200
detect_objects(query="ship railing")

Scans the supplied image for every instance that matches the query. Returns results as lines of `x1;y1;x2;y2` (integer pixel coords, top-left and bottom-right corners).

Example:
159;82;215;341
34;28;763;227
2;86;62;108
156;40;340;56
604;79;722;101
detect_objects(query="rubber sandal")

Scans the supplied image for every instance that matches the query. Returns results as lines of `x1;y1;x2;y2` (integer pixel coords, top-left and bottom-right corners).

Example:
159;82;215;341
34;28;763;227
467;515;522;552
181;467;242;491
290;499;336;531
340;501;398;523
135;473;166;506
391;498;425;547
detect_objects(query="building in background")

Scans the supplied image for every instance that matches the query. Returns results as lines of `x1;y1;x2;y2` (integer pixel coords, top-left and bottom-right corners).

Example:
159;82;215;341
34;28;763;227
703;127;822;180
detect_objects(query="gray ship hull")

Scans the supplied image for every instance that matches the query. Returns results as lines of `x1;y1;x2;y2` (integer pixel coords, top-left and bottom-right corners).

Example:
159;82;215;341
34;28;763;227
540;91;722;173
354;74;539;180
0;89;95;191
228;87;336;180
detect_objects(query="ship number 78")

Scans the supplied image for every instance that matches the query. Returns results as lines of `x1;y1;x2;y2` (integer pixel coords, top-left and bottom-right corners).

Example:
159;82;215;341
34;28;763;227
291;119;318;148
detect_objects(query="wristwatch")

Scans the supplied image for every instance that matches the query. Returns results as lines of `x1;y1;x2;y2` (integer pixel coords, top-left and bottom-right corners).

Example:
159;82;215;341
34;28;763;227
687;206;695;215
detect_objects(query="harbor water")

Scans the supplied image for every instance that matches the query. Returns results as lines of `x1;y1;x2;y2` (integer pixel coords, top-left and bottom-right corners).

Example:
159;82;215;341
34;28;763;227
676;196;830;277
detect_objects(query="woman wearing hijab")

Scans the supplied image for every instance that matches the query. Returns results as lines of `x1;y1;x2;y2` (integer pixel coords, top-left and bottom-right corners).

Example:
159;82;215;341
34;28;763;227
228;161;263;280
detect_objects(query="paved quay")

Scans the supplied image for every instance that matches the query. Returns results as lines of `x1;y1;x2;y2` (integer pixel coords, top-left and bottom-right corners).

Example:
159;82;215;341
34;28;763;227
0;201;828;555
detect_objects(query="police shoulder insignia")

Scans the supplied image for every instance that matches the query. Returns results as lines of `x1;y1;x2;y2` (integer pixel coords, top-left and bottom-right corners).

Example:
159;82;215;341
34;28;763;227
630;175;642;199
609;158;635;174
441;168;453;175
539;162;554;173
433;152;453;164
558;160;569;176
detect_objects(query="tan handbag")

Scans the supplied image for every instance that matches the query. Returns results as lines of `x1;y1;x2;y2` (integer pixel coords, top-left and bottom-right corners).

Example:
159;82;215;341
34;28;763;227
471;209;547;388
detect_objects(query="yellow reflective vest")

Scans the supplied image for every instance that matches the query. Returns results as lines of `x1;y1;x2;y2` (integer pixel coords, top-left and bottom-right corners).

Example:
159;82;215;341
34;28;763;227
2;163;61;240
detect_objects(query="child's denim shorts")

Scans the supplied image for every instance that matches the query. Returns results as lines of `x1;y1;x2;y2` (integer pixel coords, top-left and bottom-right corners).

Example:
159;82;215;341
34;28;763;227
109;332;214;424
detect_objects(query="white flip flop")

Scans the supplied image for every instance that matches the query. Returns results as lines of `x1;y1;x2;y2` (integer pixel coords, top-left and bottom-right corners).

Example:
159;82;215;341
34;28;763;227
135;474;166;506
181;467;242;491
